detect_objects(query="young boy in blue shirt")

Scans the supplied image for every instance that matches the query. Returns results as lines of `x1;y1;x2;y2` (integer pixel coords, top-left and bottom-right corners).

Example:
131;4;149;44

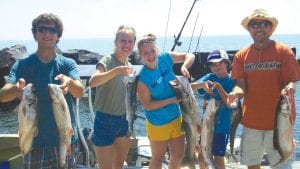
191;49;236;169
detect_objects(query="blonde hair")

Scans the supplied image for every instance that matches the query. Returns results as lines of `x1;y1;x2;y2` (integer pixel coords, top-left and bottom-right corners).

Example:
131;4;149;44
137;33;157;53
115;25;136;42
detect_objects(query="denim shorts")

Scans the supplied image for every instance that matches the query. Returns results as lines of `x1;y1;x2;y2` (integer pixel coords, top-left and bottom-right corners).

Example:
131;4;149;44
212;133;229;156
93;111;128;146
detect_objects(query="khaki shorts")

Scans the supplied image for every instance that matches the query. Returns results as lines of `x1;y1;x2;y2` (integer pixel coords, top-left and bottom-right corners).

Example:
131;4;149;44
146;116;183;141
240;126;293;169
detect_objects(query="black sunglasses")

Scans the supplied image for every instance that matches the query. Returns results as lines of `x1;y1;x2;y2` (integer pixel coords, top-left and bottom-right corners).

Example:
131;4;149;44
207;60;224;68
36;26;58;34
248;21;270;29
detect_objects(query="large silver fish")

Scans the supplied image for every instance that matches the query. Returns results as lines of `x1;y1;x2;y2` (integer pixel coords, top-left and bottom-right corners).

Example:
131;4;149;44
18;83;38;155
125;74;139;138
48;84;73;167
273;94;294;165
169;75;201;169
201;98;220;169
229;100;242;163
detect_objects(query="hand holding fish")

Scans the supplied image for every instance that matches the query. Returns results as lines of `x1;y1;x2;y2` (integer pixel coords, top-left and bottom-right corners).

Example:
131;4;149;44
227;92;239;109
16;78;26;100
118;66;133;76
203;81;214;94
180;66;191;79
55;74;72;94
281;82;296;95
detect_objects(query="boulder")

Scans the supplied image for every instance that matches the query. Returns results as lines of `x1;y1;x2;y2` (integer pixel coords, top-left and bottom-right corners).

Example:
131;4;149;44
62;49;103;64
128;51;143;65
0;44;28;77
0;45;27;112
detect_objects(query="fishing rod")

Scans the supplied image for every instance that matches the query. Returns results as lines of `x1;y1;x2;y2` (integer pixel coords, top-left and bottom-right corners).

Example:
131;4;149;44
195;25;204;52
171;0;199;51
188;11;199;52
163;0;172;52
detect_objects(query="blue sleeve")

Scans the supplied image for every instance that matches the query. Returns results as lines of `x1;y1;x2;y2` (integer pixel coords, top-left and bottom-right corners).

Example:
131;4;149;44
159;52;173;68
7;62;20;84
67;59;80;80
61;56;80;80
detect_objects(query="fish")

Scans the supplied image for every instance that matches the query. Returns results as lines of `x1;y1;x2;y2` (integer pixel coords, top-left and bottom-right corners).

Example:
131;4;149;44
201;98;220;169
48;84;74;167
169;75;201;169
18;83;38;155
125;74;139;139
229;100;242;163
273;94;294;165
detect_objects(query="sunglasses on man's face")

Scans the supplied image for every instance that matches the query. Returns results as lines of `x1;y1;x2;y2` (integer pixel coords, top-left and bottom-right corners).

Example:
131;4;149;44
248;21;270;29
36;26;58;34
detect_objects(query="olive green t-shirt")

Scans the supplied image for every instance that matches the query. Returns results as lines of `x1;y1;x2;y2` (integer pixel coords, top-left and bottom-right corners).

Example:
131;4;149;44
94;54;131;116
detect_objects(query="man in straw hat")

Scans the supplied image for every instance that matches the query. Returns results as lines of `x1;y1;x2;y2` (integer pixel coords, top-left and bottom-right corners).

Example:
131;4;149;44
227;9;300;169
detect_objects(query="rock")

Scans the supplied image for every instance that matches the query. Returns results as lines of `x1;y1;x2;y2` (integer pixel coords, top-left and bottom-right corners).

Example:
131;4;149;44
0;44;28;77
62;49;103;64
128;51;143;65
0;45;27;112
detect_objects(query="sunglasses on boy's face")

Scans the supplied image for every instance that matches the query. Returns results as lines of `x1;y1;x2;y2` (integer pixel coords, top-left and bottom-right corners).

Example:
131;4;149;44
207;61;223;68
36;26;58;34
248;21;270;29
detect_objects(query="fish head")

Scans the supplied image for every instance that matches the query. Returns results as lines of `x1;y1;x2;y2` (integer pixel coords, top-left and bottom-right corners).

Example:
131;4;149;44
169;78;183;99
22;83;36;103
170;76;192;100
48;84;64;101
125;74;139;88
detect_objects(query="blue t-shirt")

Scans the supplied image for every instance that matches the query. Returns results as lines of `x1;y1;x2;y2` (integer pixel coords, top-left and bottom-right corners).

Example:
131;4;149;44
7;53;80;147
196;73;236;133
139;52;181;125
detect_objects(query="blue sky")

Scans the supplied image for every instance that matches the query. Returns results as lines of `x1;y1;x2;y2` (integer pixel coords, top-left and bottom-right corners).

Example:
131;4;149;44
0;0;299;40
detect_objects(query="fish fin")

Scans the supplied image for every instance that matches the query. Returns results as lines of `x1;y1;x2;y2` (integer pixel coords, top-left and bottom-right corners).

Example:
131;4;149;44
34;128;38;137
69;127;74;136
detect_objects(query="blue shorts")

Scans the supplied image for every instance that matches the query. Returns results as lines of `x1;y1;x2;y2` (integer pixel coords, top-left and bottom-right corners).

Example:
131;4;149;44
93;111;128;146
212;133;229;156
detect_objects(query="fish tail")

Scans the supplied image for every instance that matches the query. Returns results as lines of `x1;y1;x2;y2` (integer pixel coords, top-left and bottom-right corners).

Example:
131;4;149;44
232;153;238;163
59;144;67;167
273;158;283;167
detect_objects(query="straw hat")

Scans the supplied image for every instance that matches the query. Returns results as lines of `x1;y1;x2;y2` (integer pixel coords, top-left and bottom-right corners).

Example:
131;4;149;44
241;9;278;33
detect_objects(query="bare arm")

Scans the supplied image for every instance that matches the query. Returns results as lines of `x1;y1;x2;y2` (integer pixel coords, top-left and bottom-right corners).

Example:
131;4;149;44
213;82;230;107
171;52;195;78
191;81;213;93
227;78;246;106
232;78;246;99
68;79;84;97
137;81;178;111
55;74;84;98
0;78;25;103
89;64;132;88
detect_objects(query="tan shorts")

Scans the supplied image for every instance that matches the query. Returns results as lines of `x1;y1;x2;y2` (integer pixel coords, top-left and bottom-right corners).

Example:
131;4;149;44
146;116;184;141
240;126;293;168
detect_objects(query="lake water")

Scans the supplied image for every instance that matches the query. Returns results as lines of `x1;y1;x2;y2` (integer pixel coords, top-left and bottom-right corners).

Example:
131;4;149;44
0;34;300;160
